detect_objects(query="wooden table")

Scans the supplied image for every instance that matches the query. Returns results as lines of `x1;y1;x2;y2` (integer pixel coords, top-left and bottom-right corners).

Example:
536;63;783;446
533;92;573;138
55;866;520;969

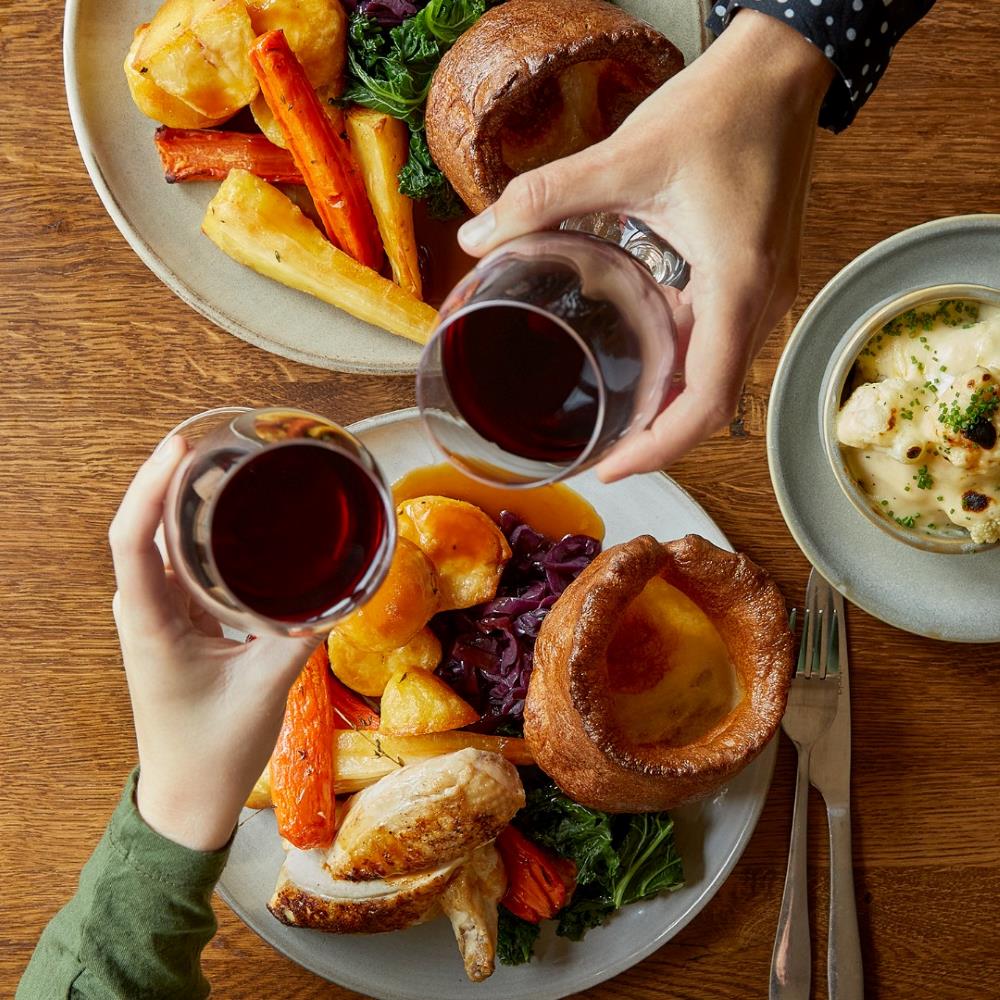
3;2;999;996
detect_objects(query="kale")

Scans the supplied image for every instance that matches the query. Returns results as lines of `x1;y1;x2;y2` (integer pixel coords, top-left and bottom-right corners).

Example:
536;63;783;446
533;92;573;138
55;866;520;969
500;785;685;961
342;0;486;216
496;908;540;966
397;130;464;220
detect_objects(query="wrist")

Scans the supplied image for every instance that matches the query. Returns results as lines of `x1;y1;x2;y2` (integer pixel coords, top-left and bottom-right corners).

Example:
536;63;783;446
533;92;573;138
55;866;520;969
136;770;237;852
712;8;834;108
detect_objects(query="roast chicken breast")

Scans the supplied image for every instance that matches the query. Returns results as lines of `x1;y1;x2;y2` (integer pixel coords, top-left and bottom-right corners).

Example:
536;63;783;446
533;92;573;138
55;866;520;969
325;748;525;881
438;843;507;982
269;847;460;934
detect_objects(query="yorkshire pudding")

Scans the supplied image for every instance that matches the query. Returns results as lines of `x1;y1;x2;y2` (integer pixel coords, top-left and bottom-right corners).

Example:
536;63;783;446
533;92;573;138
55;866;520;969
425;0;684;213
524;535;793;813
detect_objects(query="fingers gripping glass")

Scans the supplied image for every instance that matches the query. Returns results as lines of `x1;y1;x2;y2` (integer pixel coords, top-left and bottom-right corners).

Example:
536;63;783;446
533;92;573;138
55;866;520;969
417;217;688;487
160;407;396;637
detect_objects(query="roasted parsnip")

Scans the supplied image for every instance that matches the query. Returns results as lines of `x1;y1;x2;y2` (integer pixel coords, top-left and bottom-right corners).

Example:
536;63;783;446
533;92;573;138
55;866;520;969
345;108;422;298
202;170;437;344
246;730;534;806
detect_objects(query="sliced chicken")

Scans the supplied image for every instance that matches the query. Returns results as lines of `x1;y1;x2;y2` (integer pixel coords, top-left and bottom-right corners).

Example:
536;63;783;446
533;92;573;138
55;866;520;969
439;843;507;982
325;748;525;881
269;846;460;934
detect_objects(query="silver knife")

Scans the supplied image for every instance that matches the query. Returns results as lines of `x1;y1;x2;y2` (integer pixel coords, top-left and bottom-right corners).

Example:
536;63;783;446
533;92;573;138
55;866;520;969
808;586;864;1000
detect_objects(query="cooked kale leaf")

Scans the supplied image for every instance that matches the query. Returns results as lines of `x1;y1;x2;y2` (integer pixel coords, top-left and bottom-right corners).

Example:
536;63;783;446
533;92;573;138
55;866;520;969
342;0;485;217
515;785;685;946
496;907;541;966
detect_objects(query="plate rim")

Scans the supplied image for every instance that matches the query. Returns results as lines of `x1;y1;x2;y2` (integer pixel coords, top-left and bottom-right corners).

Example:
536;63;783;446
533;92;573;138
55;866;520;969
766;212;1000;643
215;405;778;1000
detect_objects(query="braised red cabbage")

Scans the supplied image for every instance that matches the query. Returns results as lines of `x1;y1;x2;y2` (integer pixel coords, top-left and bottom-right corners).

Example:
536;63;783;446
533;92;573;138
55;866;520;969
432;511;601;731
343;0;423;25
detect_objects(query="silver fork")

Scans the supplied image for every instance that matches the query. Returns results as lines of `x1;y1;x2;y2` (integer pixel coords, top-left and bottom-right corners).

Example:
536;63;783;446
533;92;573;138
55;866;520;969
770;569;841;1000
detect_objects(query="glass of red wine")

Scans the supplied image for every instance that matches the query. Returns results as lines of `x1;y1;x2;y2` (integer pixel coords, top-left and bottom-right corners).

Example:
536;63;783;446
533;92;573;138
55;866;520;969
416;226;683;487
161;407;395;637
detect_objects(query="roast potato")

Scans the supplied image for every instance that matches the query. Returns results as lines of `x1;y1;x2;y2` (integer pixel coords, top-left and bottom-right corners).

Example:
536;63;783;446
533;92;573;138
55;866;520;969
396;497;511;611
132;0;258;121
327;626;442;697
337;537;440;652
379;667;479;736
124;25;228;127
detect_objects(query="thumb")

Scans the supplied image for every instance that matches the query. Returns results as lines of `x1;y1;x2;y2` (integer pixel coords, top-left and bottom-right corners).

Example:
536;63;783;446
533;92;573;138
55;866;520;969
457;143;621;256
244;633;318;694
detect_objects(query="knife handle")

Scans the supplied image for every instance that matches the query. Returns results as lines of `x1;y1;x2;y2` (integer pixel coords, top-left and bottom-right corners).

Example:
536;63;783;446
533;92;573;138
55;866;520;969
770;748;811;1000
827;806;864;999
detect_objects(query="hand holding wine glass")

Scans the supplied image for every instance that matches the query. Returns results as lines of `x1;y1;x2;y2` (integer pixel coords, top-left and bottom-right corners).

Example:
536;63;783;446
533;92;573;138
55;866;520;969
457;10;834;480
108;435;315;852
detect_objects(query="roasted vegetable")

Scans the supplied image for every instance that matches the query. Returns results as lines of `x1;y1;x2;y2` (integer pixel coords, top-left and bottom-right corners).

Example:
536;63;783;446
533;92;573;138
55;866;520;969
269;644;338;850
337;537;440;652
327;625;442;697
250;30;383;268
246;729;534;806
379;666;479;735
497;824;577;923
329;674;381;730
154;127;304;184
345;108;422;297
131;0;258;121
202;170;437;344
245;0;348;146
343;1;486;218
124;24;227;128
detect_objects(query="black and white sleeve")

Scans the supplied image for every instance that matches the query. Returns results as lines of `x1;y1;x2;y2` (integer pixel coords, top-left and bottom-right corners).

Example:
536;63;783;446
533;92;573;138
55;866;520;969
705;0;937;132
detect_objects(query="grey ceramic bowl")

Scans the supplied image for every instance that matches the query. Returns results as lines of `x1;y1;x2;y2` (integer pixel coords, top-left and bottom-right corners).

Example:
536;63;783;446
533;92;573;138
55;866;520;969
819;282;1000;556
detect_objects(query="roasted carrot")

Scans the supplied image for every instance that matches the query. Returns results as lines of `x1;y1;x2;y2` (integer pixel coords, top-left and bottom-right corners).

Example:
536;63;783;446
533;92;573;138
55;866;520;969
329;674;380;730
154;127;304;184
249;30;383;269
496;825;577;923
269;643;338;849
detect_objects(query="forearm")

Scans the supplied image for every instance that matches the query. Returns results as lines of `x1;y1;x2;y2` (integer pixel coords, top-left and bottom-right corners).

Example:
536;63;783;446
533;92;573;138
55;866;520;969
707;0;938;131
17;769;230;1000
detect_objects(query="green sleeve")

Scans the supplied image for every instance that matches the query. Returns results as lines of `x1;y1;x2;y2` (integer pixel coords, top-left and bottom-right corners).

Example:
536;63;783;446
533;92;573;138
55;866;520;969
17;768;232;1000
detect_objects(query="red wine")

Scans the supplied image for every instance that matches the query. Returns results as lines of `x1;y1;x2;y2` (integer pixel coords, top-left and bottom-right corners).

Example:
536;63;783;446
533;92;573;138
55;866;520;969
210;443;386;622
442;304;601;462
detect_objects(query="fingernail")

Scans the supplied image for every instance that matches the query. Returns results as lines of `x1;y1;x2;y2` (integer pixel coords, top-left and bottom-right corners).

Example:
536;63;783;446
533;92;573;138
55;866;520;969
151;433;182;464
458;209;495;251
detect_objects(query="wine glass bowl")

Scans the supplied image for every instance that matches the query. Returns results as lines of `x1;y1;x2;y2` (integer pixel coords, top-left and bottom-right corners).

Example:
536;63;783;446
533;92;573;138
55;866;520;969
416;230;678;487
162;407;396;637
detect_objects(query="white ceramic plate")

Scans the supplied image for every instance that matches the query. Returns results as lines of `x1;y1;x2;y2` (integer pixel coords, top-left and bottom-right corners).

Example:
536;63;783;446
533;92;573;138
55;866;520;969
62;0;709;375
216;407;777;1000
767;214;1000;644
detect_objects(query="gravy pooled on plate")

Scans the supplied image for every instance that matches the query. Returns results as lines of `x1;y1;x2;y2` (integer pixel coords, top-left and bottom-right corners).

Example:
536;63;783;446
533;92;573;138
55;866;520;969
837;298;1000;544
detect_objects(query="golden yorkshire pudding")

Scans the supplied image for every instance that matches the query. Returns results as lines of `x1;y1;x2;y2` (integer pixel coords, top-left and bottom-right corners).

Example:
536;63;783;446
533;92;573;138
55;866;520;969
524;535;793;813
425;0;683;213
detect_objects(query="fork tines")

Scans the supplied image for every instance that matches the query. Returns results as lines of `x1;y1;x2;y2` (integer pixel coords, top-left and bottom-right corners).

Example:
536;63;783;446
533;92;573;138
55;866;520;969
794;575;841;680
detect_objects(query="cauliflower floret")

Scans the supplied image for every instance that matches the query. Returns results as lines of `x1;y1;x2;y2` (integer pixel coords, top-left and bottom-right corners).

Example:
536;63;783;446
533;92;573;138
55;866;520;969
968;502;1000;545
934;367;1000;470
837;378;928;461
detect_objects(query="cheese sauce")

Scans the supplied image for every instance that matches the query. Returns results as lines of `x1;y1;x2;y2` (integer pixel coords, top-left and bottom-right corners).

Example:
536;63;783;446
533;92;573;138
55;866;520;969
837;299;1000;543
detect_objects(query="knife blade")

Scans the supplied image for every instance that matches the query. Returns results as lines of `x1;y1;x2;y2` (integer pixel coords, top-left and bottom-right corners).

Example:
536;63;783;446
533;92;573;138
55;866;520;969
809;586;864;1000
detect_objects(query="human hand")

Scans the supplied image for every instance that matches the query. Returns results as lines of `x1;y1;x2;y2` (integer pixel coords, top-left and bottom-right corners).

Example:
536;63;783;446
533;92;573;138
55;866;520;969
457;10;834;480
108;435;314;851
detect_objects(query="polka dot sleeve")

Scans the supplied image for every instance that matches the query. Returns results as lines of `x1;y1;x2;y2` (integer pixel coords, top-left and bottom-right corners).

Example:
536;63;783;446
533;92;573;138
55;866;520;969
705;0;937;132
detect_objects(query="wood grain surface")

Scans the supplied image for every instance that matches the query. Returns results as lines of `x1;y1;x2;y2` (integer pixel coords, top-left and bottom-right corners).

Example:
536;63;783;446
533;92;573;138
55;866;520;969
2;1;1000;997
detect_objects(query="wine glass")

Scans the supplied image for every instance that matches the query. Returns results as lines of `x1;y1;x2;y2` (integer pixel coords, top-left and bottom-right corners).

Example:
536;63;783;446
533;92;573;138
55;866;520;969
416;221;686;487
160;407;396;637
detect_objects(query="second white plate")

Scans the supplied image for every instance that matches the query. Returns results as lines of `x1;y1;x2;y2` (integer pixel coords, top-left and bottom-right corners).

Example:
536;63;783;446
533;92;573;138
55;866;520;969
216;407;777;1000
63;0;709;374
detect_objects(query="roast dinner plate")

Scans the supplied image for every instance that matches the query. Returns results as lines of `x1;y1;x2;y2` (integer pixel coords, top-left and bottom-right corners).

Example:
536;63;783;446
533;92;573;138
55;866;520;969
768;214;1000;644
63;0;710;375
216;407;777;1000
